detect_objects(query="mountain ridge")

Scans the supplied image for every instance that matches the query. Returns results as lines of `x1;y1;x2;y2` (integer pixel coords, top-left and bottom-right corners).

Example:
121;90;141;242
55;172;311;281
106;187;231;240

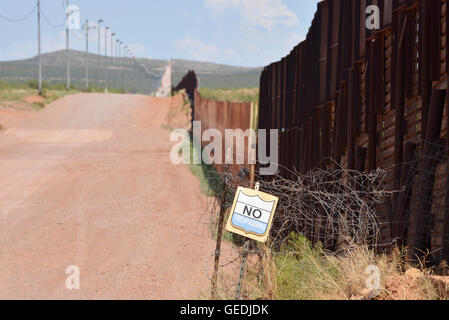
0;49;262;91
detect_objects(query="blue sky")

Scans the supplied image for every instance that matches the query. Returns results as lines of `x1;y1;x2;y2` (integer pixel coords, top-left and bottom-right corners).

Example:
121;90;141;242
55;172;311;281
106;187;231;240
0;0;320;67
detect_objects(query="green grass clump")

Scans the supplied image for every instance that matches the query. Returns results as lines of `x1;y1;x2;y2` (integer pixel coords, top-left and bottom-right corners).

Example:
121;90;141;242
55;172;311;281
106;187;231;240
32;102;46;110
270;233;439;300
26;79;48;90
274;233;341;300
0;80;80;105
180;140;222;197
177;138;242;245
26;80;75;91
0;89;29;102
0;80;27;90
198;88;259;103
0;81;30;101
0;79;131;110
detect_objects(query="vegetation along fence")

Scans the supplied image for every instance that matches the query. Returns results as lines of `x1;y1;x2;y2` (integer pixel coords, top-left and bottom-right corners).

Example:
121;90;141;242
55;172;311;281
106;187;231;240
258;0;449;263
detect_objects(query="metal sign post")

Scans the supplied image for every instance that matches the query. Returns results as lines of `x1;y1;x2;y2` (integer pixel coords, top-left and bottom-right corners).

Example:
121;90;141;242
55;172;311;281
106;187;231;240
226;180;278;299
235;238;251;300
234;183;259;300
211;165;229;300
210;149;232;300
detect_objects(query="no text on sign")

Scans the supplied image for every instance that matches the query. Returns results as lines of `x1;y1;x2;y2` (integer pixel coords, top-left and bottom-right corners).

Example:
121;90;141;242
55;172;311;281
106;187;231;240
226;187;278;243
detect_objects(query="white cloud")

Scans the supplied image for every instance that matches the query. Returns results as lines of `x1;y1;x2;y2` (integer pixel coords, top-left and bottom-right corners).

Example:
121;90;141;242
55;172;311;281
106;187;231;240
204;0;299;31
0;25;147;61
238;30;305;66
175;35;239;62
173;29;304;67
0;32;66;61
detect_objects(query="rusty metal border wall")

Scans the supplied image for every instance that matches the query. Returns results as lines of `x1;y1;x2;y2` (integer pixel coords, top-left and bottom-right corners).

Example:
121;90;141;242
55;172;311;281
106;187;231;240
258;0;449;261
172;70;198;102
173;70;199;129
194;90;253;177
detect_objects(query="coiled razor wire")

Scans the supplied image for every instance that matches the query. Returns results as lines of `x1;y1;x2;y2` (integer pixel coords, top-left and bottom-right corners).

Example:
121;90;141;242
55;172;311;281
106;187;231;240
198;162;391;251
196;161;395;298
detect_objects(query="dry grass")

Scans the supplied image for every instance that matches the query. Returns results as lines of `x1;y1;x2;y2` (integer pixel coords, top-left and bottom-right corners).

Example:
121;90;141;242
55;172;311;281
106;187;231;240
204;233;445;300
163;91;192;131
0;81;79;110
328;246;439;300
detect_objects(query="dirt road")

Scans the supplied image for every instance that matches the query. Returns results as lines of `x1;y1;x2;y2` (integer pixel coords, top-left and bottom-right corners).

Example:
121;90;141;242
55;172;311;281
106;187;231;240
0;94;220;299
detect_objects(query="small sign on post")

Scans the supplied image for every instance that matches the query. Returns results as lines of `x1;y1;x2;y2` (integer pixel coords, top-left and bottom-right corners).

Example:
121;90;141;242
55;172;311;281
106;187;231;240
226;186;278;243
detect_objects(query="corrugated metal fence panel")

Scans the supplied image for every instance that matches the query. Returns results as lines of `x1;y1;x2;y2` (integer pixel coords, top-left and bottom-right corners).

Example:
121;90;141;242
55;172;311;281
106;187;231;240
257;0;449;258
194;90;253;176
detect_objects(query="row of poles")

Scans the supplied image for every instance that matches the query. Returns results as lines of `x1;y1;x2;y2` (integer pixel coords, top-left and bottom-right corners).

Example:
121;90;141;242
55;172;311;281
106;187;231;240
36;0;138;95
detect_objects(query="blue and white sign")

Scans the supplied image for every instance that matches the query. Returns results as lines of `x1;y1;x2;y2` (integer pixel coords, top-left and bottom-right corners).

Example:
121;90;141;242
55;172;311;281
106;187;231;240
226;187;278;243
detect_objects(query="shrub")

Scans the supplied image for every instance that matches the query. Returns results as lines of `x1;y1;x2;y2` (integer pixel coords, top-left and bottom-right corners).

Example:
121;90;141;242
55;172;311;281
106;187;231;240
32;102;46;110
0;81;27;90
198;88;259;103
231;232;441;300
272;233;342;300
27;79;48;90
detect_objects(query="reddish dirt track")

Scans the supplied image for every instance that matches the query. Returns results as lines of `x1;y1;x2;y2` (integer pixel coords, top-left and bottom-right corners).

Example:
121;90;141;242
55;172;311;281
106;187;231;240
0;93;221;299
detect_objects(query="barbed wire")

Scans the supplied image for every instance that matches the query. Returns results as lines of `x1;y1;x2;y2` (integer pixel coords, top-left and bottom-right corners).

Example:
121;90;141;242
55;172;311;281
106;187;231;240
197;162;395;290
199;139;449;278
196;138;449;299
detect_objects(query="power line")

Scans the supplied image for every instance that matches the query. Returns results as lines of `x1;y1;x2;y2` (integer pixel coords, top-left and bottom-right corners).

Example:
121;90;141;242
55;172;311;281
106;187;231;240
2;4;148;93
40;8;65;28
0;4;37;23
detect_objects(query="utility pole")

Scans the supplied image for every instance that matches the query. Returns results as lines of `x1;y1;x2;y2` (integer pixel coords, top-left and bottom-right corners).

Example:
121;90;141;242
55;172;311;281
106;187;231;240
65;0;70;91
118;41;121;66
119;42;123;90
129;52;133;92
111;32;115;91
85;20;95;90
116;39;119;63
104;26;109;92
125;47;128;65
37;0;42;95
124;46;128;91
85;19;88;89
134;56;137;93
97;19;103;87
130;53;133;92
116;39;119;90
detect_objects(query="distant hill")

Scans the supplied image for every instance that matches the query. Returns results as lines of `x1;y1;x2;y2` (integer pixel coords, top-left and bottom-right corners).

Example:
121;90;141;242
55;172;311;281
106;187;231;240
170;59;262;90
0;50;262;93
